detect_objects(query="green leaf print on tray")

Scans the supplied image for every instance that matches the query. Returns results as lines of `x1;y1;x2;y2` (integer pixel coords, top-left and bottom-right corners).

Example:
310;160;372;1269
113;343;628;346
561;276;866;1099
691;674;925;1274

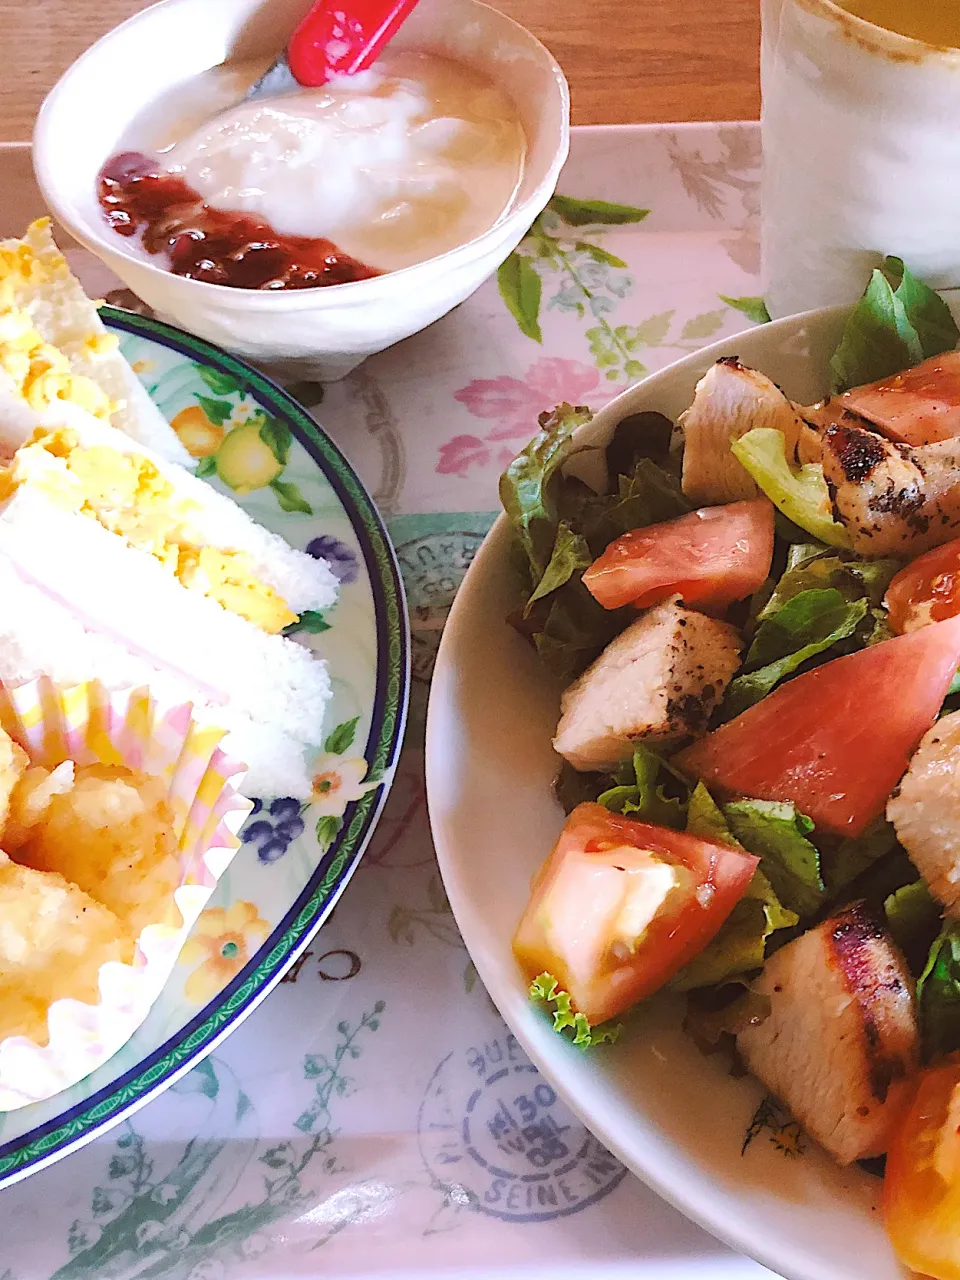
497;253;543;343
52;1009;385;1278
720;294;772;324
549;195;651;227
498;194;743;383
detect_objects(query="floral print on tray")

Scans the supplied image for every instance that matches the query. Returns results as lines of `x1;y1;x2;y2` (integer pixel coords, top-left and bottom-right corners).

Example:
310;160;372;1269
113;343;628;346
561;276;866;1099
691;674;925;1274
358;167;761;499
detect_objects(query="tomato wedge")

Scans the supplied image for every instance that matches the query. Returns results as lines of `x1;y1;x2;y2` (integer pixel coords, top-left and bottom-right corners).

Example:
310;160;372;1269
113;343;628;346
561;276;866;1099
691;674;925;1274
886;537;960;634
839;350;960;446
675;615;960;837
513;802;759;1025
583;498;774;613
885;1054;960;1280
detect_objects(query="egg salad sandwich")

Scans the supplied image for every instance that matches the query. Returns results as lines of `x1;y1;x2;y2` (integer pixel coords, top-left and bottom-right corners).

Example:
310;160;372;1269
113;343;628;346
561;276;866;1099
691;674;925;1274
0;219;191;465
0;410;339;798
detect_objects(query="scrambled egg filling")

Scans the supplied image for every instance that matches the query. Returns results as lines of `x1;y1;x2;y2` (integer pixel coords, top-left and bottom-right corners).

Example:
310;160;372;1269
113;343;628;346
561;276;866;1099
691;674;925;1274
2;428;296;633
0;221;117;420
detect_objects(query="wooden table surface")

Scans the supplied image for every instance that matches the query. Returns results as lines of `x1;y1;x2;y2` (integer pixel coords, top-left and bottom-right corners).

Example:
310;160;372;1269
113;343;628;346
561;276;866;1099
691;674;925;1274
2;0;760;141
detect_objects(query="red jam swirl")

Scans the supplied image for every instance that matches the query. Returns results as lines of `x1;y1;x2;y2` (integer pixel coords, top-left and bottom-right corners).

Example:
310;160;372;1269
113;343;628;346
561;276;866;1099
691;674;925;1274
97;151;379;290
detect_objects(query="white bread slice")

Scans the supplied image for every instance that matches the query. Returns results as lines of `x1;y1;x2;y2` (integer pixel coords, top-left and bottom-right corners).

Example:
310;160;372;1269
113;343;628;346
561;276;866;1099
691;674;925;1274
0;492;331;748
0;219;192;465
0;554;321;799
12;402;339;617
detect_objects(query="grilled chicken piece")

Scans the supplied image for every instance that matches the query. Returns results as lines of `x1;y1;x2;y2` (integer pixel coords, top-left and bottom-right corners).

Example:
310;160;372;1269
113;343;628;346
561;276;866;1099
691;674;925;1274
679;358;809;505
737;902;919;1164
888;710;960;912
821;420;960;556
825;351;960;447
794;418;825;466
553;596;742;772
802;400;871;439
821;421;932;556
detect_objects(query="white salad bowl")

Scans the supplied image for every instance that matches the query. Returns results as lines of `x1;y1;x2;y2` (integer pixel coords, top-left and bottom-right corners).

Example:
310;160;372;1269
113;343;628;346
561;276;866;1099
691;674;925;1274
425;300;960;1280
33;0;569;381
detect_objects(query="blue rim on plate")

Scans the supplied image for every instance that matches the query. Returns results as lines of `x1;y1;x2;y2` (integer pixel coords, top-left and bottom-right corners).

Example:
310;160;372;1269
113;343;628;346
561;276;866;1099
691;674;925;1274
0;307;409;1188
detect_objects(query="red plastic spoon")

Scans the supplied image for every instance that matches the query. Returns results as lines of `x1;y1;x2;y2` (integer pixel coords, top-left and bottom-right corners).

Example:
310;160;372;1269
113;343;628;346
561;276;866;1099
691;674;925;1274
247;0;423;99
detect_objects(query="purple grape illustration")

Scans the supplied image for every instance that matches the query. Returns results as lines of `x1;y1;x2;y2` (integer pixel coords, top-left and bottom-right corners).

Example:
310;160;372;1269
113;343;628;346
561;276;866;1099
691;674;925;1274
242;797;306;863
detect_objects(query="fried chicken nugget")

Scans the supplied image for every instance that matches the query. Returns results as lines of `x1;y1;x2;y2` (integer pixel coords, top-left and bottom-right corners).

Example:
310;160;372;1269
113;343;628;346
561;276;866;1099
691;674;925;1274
0;728;28;835
14;766;180;937
0;852;132;1045
3;761;75;851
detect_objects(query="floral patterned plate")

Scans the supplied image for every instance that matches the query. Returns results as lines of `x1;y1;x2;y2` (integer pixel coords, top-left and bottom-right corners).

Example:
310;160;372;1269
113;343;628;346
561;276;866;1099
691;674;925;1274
0;307;409;1190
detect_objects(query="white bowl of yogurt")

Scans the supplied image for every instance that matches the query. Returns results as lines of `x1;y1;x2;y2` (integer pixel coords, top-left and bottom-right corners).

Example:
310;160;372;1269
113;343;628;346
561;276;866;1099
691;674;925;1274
33;0;569;380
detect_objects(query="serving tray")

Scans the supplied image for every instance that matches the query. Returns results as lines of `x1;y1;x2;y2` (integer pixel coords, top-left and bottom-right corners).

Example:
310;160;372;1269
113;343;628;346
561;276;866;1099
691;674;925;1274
0;124;775;1280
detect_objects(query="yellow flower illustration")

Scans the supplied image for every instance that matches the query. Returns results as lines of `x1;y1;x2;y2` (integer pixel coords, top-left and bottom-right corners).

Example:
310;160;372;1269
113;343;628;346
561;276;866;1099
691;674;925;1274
310;754;377;817
131;358;155;375
170;404;226;459
181;900;270;1004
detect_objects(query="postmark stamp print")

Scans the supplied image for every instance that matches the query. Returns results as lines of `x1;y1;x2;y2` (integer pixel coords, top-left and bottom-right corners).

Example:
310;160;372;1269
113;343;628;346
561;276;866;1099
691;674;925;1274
418;1032;626;1223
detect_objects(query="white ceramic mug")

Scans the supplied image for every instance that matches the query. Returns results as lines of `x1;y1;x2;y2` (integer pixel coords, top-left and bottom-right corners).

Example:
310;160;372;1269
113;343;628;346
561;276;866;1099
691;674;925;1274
761;0;960;318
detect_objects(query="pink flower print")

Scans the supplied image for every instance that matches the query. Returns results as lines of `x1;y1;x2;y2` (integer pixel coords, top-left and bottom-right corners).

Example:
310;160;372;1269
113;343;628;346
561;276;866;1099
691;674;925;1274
454;358;602;441
436;434;492;477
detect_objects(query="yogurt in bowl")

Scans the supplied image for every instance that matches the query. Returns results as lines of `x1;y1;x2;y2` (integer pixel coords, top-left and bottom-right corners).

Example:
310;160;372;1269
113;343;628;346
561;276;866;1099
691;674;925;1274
34;0;568;379
100;50;528;285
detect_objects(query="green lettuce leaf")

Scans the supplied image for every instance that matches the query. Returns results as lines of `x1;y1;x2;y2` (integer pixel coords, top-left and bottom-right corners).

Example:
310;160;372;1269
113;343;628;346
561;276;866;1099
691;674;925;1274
732;428;851;548
554;762;609;814
596;745;689;828
524;523;593;615
917;922;960;1060
894;258;960;360
500;402;594;583
751;546;899;661
760;549;901;619
786;540;829;570
754;585;864;647
821;818;900;902
885;880;942;977
530;973;621;1047
604;410;676;476
671;868;798;992
685;782;735;845
529;580;626;685
504;407;690;684
672;786;799;991
584;456;689;549
724;799;825;918
842;556;904;606
829;256;959;394
724;588;868;716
